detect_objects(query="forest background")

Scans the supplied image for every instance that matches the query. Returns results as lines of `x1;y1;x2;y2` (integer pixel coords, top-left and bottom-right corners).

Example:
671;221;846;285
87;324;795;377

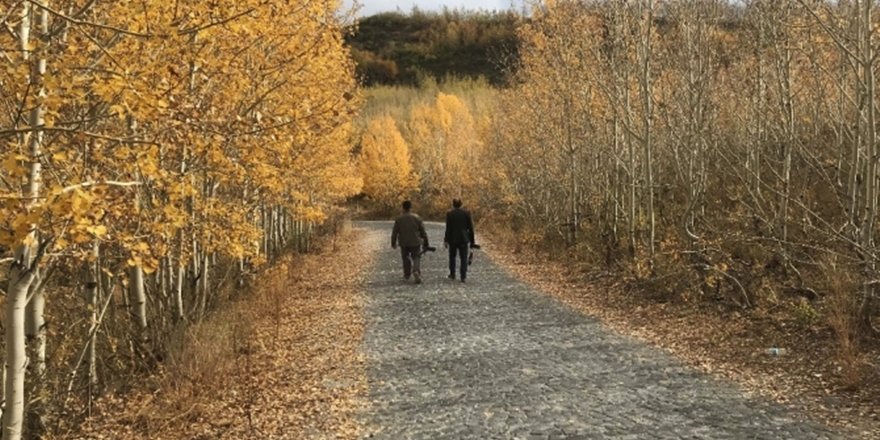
2;1;880;438
351;1;880;429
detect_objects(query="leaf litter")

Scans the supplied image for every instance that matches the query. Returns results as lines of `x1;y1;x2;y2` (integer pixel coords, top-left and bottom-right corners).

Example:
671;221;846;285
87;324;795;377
73;227;373;439
484;233;879;439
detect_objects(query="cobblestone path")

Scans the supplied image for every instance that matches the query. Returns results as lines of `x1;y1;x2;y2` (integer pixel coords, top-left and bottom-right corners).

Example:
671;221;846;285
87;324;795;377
358;222;842;439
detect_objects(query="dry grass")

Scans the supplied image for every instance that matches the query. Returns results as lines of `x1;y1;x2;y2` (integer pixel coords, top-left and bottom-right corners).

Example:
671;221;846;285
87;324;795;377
70;226;372;439
821;257;866;390
483;226;880;438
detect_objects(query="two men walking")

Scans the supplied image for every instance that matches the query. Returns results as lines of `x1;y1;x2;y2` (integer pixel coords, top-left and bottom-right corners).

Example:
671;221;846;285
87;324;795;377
391;199;477;284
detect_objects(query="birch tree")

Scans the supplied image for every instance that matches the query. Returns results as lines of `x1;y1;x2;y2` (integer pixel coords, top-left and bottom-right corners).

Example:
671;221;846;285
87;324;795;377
1;0;363;435
2;2;53;437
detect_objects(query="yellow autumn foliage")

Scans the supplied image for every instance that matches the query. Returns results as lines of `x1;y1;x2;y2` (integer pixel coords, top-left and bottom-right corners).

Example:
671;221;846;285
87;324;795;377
1;0;360;264
409;92;487;215
0;0;363;434
358;116;417;211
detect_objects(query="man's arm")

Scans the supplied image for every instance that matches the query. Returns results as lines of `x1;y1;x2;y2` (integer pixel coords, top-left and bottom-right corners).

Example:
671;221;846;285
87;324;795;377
443;211;452;245
466;211;476;245
391;219;399;248
418;218;429;247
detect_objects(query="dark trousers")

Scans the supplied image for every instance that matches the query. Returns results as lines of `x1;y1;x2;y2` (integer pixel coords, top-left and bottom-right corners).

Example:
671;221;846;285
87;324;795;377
401;246;421;278
448;244;469;280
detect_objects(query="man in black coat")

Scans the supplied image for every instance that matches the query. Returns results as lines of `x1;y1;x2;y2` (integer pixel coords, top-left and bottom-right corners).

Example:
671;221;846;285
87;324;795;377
444;198;475;282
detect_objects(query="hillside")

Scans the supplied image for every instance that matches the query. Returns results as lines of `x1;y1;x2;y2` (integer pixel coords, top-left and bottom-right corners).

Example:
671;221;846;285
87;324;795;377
347;9;519;86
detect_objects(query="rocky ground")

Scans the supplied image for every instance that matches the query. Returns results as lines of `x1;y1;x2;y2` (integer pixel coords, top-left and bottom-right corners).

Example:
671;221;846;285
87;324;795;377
358;221;842;439
75;221;872;439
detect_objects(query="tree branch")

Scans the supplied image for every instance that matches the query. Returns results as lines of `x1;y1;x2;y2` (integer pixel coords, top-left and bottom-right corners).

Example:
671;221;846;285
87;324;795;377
0;126;158;145
61;181;142;194
698;263;752;308
26;0;152;38
178;8;255;36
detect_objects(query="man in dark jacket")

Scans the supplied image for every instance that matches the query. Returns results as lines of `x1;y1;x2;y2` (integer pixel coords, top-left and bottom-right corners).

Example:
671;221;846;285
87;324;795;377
444;198;475;282
392;200;429;284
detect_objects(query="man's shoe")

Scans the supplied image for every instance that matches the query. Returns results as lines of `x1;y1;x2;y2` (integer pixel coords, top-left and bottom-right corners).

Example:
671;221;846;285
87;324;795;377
414;274;422;284
460;278;466;283
447;273;455;280
404;275;411;281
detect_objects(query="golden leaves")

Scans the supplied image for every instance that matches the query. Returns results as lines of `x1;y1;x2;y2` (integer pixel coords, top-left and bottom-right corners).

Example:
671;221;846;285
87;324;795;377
358;116;415;209
1;153;27;178
1;0;360;278
405;91;488;214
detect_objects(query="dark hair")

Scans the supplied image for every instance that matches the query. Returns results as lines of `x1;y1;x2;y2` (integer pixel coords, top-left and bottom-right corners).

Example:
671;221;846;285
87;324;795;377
452;198;462;208
402;200;412;211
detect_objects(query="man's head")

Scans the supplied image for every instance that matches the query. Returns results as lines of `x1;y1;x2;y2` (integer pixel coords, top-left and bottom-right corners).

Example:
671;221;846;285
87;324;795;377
452;198;462;208
402;200;412;212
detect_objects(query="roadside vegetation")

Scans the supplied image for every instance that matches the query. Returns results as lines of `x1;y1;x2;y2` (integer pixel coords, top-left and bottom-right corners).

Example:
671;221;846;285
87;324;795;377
358;2;880;432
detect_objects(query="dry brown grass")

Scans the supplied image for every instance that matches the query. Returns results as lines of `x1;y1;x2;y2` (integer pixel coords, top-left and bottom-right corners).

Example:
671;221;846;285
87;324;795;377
482;225;880;438
69;225;371;439
820;257;866;390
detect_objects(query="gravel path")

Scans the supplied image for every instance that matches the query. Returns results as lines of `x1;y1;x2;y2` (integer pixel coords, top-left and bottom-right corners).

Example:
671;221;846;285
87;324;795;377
358;221;843;439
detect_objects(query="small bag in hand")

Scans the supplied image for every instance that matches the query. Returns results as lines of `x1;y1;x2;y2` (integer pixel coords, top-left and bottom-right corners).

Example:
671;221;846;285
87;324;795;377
468;243;480;266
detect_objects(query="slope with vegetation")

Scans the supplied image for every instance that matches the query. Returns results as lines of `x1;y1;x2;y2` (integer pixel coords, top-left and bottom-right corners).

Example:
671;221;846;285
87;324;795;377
347;9;519;86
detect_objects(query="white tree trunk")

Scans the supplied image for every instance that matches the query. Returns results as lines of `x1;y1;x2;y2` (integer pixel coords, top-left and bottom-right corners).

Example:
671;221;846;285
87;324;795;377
25;271;46;378
25;268;47;440
23;0;48;377
859;0;877;323
776;9;795;248
270;207;278;256
190;232;200;317
130;265;148;332
626;66;637;255
1;367;5;422
612;120;621;238
261;206;269;257
638;0;656;257
3;279;31;440
174;237;185;322
87;243;99;388
3;2;46;438
198;252;209;316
